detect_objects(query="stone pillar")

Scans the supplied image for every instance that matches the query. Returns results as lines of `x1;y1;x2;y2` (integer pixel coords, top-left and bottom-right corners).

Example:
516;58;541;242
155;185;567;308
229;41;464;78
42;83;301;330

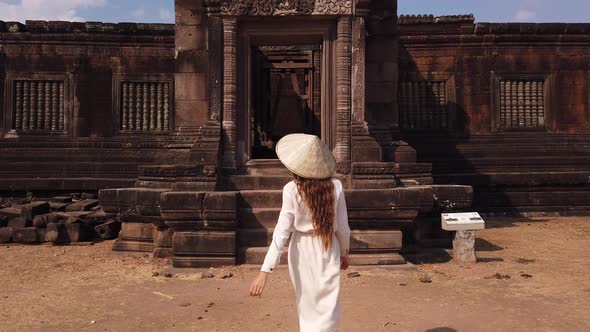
351;11;382;162
453;230;477;264
365;0;415;162
335;17;353;174
174;0;209;134
221;18;238;171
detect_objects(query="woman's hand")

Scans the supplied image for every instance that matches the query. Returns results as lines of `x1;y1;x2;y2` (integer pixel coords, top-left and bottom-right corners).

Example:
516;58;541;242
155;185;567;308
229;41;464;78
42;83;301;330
340;256;349;271
249;272;269;296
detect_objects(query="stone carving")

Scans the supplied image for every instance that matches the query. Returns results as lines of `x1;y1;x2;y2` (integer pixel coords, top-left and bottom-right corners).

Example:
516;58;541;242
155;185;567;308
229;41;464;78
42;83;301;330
399;80;448;130
335;17;352;174
314;0;351;15
12;80;65;132
209;17;223;122
119;81;171;132
222;18;238;170
499;79;544;129
219;0;351;16
398;14;474;25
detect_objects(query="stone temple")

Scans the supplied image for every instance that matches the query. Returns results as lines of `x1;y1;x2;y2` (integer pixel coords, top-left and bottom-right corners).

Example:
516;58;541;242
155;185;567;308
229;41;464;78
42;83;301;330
1;0;589;267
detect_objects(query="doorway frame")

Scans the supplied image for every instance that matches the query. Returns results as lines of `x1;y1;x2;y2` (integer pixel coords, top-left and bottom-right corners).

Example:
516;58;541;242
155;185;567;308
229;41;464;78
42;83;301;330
236;18;337;170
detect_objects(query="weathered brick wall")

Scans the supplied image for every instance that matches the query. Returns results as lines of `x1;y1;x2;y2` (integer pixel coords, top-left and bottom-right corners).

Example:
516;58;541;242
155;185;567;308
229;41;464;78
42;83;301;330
0;21;195;191
398;15;590;214
0;21;176;137
399;16;590;135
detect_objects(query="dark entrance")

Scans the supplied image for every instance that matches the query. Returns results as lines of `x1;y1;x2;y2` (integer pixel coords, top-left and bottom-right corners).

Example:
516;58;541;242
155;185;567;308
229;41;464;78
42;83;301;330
250;45;321;159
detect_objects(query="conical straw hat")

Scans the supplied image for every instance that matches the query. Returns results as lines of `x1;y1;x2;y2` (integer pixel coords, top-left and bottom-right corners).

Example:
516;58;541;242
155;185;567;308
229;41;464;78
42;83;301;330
276;134;336;179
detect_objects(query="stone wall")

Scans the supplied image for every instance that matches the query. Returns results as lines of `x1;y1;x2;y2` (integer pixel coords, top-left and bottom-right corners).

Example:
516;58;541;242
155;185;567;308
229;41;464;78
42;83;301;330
398;15;590;214
0;21;200;191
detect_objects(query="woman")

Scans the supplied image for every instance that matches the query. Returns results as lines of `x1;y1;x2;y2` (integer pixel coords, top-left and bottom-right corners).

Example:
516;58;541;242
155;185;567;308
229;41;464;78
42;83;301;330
249;133;351;332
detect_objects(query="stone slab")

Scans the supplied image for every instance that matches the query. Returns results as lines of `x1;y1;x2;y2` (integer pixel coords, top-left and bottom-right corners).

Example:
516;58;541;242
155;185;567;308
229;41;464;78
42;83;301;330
8;217;29;228
0;227;13;243
0;207;21;219
32;213;60;228
65;199;99;212
12;227;41;243
21;202;50;221
51;196;73;203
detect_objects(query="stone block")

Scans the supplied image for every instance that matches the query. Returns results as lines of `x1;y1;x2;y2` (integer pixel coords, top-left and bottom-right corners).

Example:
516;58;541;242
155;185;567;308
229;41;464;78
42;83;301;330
176;72;209;101
0;216;7;228
21;202;50;221
119;222;155;242
65;199;99;212
64;223;92;243
46;223;68;243
161;192;204;223
12;227;41;243
49;196;72;203
153;227;174;258
202;192;238;229
81;193;97;199
49;202;70;211
0;207;21;219
98;188;139;213
94;220;121;240
135;188;170;216
8;217;29;228
350;230;403;251
0;227;13;243
173;231;235;255
172;231;236;268
175;25;208;52
32;213;60;228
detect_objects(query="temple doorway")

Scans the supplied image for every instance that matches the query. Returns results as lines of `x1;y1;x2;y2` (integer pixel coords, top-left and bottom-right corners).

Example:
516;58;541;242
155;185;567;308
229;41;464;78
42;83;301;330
250;45;322;159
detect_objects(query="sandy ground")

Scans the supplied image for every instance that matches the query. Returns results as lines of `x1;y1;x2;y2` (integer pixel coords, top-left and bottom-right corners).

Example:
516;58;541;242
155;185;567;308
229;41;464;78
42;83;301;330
0;217;589;332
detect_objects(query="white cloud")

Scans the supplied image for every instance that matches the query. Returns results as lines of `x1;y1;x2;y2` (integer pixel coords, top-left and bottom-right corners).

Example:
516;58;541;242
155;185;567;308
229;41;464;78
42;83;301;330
513;9;538;21
0;0;106;22
131;6;145;18
158;8;172;21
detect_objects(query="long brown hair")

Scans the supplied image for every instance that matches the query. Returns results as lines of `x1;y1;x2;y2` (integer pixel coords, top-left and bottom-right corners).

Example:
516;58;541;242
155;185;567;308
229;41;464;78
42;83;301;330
293;174;335;251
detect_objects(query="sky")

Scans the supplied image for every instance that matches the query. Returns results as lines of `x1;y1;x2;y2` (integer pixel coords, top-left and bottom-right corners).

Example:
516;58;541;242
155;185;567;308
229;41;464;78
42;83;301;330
0;0;588;23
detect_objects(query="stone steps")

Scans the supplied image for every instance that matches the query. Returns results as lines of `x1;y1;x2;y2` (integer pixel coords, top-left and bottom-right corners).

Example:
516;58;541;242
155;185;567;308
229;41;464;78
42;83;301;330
240;247;405;265
238;207;281;229
227;176;291;191
239;190;283;208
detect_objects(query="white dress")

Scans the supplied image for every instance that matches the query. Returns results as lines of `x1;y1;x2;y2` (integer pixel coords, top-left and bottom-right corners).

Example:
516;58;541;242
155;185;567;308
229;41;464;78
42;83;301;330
261;179;351;332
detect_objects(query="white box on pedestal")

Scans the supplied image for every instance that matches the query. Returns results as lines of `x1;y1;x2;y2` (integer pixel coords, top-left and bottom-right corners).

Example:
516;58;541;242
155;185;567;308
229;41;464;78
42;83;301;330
441;212;485;231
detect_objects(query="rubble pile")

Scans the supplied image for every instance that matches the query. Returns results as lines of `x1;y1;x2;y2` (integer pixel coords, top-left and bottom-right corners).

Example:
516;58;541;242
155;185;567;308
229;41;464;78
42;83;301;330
0;193;121;244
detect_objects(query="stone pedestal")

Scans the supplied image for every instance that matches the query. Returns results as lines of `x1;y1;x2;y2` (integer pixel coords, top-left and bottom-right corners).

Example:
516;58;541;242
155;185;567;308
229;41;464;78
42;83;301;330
452;230;476;264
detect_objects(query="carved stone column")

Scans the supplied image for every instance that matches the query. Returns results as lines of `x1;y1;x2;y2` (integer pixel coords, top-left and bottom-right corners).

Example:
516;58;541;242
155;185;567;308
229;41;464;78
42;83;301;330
335;17;353;174
222;18;238;171
351;13;382;162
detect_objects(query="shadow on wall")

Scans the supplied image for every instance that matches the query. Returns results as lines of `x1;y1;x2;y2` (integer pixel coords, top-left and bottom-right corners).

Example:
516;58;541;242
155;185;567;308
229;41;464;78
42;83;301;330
397;45;523;218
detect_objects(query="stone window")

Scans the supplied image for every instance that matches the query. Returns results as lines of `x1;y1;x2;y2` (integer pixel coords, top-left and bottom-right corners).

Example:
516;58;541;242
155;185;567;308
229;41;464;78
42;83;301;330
4;74;70;135
497;79;545;129
399;73;455;131
114;75;173;133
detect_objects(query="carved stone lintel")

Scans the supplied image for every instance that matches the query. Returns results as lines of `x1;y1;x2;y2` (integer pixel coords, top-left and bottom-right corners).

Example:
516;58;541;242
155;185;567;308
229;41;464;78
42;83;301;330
219;0;352;16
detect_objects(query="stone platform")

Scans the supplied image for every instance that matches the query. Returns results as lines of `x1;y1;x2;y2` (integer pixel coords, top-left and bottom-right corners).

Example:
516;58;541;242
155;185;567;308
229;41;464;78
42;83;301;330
99;179;473;268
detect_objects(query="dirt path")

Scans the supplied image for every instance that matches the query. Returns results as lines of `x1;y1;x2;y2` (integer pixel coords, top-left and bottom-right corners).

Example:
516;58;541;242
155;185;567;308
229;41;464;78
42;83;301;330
0;217;589;332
